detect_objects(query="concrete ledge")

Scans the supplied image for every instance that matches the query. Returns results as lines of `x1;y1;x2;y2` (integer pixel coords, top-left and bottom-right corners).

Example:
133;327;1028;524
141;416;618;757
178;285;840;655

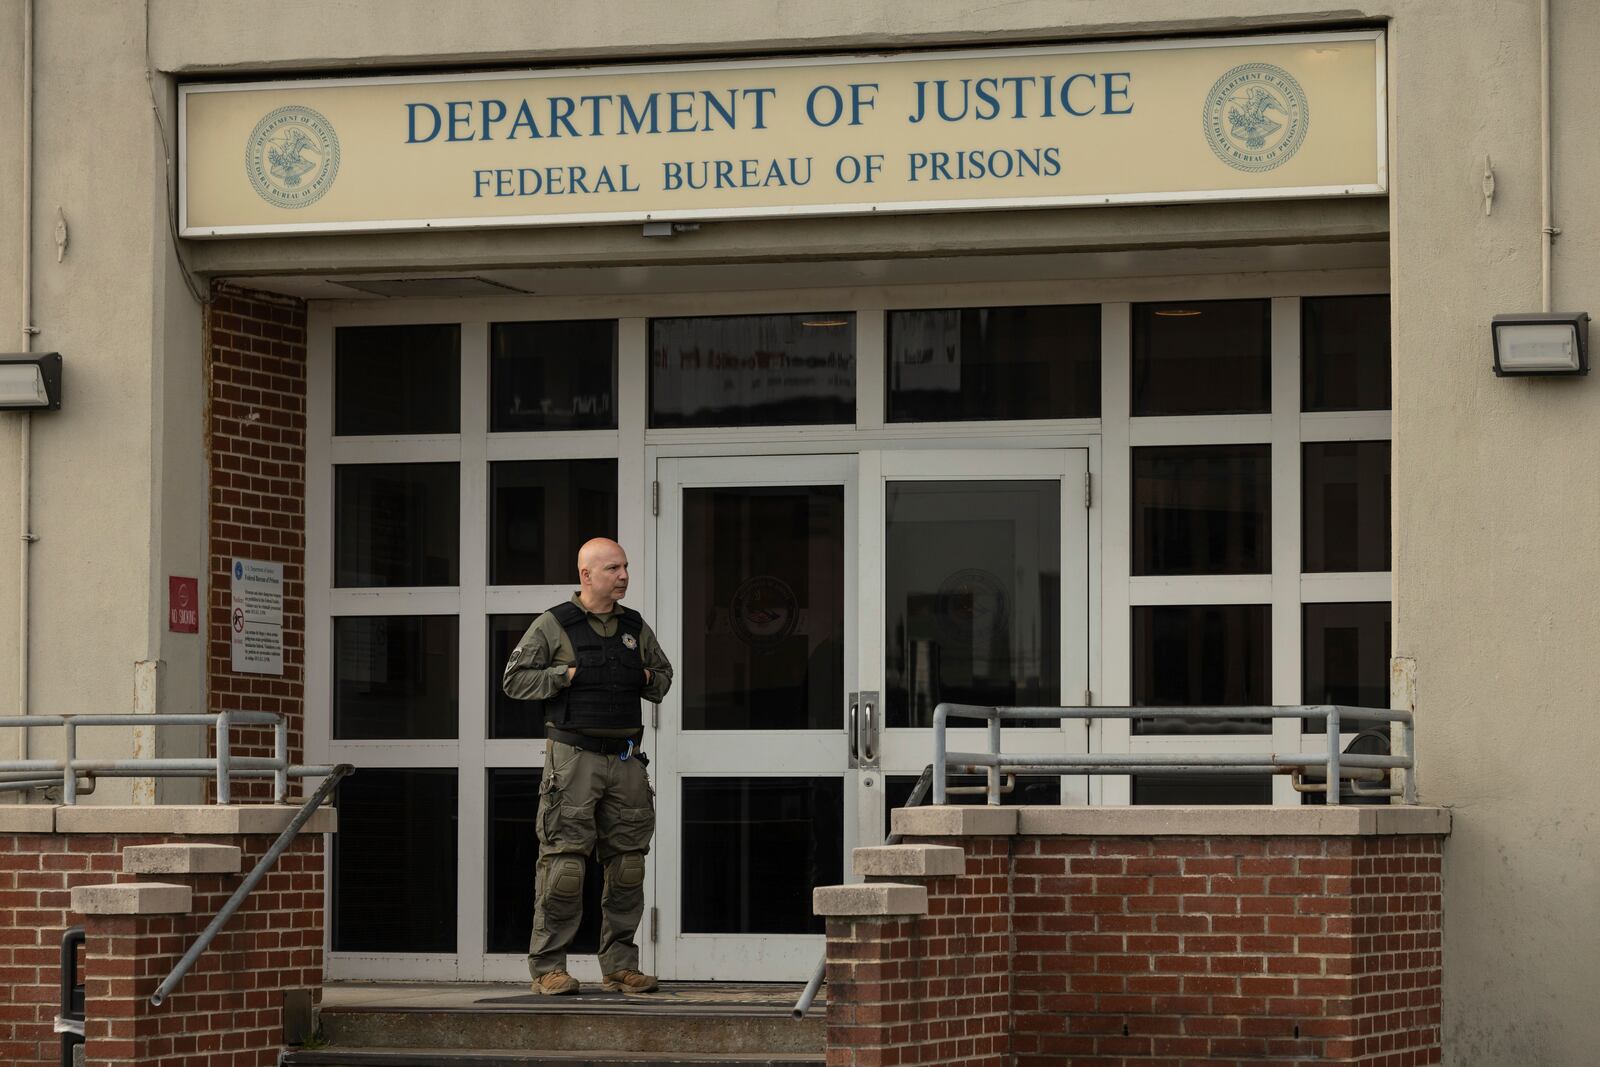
1011;805;1452;837
814;882;928;918
854;844;965;878
54;804;337;835
123;843;243;874
890;805;1018;837
71;882;192;915
0;804;56;832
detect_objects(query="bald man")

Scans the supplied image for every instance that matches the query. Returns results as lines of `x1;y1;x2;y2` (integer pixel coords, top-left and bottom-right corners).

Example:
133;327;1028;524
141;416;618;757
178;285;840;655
503;538;673;996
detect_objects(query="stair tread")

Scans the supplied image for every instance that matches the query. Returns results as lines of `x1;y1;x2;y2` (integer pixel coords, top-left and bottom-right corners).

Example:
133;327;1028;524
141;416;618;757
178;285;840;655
284;1050;824;1066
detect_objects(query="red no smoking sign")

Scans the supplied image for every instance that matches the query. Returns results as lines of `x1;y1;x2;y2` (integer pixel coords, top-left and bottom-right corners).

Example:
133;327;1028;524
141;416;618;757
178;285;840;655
169;576;200;634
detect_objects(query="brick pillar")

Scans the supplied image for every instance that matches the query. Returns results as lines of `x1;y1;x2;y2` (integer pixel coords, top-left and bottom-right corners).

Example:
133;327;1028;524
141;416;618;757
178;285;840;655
205;281;309;802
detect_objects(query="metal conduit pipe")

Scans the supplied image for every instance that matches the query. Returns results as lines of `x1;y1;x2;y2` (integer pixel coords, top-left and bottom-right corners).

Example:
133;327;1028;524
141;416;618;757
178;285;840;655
17;0;37;766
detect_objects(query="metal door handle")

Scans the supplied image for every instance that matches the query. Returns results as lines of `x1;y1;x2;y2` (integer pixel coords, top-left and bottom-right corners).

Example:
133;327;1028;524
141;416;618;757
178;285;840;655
862;699;876;763
848;694;860;766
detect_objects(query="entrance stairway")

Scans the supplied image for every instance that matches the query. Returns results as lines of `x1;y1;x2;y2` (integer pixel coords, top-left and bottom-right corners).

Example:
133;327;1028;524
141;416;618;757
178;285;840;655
281;982;825;1067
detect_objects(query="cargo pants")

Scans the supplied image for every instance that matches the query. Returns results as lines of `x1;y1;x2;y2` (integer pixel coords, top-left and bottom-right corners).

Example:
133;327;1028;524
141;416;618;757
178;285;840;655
530;739;656;978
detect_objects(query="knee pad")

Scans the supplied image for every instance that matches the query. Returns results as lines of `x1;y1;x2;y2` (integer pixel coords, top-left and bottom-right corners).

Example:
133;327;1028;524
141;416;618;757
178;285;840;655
614;852;646;889
549;854;586;901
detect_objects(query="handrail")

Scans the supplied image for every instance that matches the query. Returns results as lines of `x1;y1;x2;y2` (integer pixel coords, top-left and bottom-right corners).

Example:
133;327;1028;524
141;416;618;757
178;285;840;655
53;925;84;1067
150;763;353;1007
933;703;1416;806
792;763;936;1021
0;711;336;803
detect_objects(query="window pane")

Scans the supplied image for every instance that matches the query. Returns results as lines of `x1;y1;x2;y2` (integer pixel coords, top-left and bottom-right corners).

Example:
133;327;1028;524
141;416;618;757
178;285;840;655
1302;295;1391;412
1303;602;1391;709
335;463;459;587
489;459;617;585
1132;299;1270;416
1133;774;1271;805
650;313;855;428
887;305;1100;422
333;769;457;952
1303;441;1391;572
490;320;617;432
681;485;844;731
334;616;458;740
1132;605;1270;735
681;777;842;934
335;324;460;436
489;614;545;739
485;769;602;955
885;481;1060;728
1132;445;1271;576
886;773;1059;835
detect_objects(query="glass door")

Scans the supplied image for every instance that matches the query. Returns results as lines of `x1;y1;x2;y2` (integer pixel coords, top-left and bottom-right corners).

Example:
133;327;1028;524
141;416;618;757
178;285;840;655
654;455;857;980
855;449;1092;843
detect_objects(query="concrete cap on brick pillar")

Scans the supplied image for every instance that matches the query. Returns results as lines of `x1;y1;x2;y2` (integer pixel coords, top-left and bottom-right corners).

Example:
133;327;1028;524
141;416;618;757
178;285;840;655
890;805;1018;837
853;843;965;878
813;882;928;917
71;882;193;915
122;843;243;875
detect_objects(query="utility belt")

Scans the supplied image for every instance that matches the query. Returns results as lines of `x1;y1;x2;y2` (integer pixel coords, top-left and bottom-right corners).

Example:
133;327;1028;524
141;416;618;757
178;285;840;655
548;727;646;761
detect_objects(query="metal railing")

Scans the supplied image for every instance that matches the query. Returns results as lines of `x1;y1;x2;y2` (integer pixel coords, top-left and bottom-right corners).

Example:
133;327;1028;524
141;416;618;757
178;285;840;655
0;711;336;803
933;703;1416;806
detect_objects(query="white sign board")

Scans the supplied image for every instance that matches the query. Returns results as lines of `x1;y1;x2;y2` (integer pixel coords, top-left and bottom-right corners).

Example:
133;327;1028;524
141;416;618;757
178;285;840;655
230;558;284;675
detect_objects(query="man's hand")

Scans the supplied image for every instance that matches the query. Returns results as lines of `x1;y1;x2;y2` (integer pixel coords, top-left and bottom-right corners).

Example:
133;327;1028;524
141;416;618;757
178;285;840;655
565;666;576;682
644;668;653;684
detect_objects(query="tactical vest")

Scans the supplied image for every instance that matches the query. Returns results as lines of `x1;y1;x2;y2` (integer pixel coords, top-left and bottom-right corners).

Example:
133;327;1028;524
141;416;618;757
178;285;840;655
545;601;647;731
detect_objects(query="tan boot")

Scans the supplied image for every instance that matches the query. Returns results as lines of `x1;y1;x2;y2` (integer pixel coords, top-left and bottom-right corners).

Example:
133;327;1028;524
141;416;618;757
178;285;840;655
601;968;658;994
533;969;580;995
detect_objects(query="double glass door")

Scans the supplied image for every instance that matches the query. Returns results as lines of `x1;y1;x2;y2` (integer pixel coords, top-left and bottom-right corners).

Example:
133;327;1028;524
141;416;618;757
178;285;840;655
653;449;1089;980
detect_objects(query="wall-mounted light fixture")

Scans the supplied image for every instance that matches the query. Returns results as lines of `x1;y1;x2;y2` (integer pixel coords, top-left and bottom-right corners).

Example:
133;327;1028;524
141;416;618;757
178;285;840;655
1491;313;1589;377
0;353;62;410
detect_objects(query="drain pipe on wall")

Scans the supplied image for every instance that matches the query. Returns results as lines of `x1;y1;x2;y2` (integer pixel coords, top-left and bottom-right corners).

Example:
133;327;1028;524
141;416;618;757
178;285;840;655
1539;0;1555;312
17;0;37;764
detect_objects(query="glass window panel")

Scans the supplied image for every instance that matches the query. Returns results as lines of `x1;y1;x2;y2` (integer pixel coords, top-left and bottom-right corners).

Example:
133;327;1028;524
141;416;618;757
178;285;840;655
1132;605;1270;735
886;481;1060;729
886;305;1100;422
333;769;458;952
650;313;856;428
335;324;460;436
485;769;602;955
489;614;545;740
1302;295;1391;412
1302;441;1391;573
333;616;458;740
1131;299;1270;416
885;773;1059;836
1303;601;1391;711
1133;773;1271;805
490;459;618;585
1132;445;1271;576
335;463;459;587
681;777;843;934
681;485;845;731
490;320;617;432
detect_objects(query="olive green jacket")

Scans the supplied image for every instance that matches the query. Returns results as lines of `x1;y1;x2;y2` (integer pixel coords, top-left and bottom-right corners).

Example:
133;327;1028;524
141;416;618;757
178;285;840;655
502;594;673;734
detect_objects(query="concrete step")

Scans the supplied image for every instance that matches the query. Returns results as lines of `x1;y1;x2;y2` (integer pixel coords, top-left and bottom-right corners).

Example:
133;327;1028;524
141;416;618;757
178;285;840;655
284;1051;823;1067
313;983;824;1059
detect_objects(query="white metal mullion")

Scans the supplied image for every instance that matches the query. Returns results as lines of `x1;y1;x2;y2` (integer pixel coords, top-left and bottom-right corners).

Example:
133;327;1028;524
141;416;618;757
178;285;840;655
1129;576;1274;605
615;316;652;972
485;429;620;461
1300;573;1393;603
329;436;461;465
305;314;336;968
456;321;489;978
1299;411;1391;443
1128;414;1272;447
1270;297;1303;805
855;303;886;432
1098;303;1132;805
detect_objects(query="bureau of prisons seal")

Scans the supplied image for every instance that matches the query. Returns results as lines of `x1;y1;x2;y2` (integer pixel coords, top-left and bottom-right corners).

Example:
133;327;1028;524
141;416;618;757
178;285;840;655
728;575;800;652
1203;63;1308;172
246;105;340;208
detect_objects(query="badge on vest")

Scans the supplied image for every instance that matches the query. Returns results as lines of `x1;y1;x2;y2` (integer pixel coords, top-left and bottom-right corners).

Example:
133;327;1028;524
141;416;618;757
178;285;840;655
621;633;638;650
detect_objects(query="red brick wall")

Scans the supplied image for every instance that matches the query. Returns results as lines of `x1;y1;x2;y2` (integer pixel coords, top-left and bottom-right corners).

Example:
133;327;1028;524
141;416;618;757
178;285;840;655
831;833;1443;1067
206;282;309;801
0;832;324;1067
826;838;1012;1067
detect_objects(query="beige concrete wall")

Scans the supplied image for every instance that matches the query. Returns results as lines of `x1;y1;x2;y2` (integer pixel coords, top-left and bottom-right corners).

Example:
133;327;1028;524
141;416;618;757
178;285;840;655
1391;4;1600;1064
6;0;1600;1059
0;1;206;800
